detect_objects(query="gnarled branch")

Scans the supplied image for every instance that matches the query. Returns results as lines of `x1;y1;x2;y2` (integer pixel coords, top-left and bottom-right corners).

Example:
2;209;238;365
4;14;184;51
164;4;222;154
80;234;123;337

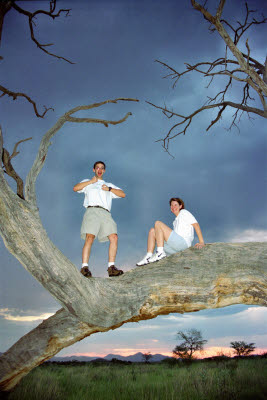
24;98;139;206
0;0;71;119
1;135;32;199
11;0;73;64
0;84;54;118
0;241;266;391
147;100;265;151
9;137;32;161
150;0;267;152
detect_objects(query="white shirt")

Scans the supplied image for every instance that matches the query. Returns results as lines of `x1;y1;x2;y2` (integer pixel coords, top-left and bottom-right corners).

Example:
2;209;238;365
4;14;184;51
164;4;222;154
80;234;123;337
173;209;197;247
78;179;122;211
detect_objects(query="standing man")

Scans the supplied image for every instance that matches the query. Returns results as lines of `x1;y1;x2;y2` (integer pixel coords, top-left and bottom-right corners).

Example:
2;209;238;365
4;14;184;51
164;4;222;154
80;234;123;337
137;197;205;266
73;161;126;277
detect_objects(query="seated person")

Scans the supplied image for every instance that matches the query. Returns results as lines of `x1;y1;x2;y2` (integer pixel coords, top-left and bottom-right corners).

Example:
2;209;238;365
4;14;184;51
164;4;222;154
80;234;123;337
137;197;205;266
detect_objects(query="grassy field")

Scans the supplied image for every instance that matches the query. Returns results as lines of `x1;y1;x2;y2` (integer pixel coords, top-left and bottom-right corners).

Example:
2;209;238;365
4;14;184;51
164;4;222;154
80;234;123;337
7;358;267;400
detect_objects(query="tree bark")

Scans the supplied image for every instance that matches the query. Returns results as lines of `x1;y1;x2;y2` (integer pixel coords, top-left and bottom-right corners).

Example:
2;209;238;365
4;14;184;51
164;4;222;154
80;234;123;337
0;241;266;391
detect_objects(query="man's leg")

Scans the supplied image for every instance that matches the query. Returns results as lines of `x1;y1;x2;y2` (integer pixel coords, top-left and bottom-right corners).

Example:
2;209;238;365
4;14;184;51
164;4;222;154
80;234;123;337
108;233;118;263
107;233;123;276
82;234;95;264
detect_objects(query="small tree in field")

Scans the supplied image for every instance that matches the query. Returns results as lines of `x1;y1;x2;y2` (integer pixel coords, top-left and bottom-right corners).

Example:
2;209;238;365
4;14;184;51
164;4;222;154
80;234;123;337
230;341;256;356
172;329;207;360
142;352;152;363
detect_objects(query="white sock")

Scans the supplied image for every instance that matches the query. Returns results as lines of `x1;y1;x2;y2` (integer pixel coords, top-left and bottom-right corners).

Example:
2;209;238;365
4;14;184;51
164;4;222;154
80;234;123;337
108;262;115;267
82;263;88;267
147;252;153;258
157;247;164;253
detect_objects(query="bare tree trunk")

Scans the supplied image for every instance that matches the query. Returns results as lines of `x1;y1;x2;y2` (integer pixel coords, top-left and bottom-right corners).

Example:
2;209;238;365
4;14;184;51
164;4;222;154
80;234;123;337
0;1;12;45
0;241;266;391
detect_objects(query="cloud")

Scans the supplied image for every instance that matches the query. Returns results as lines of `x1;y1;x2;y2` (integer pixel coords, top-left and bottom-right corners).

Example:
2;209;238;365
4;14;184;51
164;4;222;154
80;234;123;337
0;308;54;322
229;229;267;242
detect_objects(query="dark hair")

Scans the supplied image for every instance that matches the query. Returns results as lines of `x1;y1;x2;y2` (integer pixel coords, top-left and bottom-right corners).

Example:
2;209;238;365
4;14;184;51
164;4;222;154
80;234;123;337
93;161;106;170
169;197;185;209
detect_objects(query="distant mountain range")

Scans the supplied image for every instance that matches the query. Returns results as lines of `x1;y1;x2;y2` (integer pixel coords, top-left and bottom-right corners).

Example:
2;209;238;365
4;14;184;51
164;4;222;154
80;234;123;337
49;352;170;363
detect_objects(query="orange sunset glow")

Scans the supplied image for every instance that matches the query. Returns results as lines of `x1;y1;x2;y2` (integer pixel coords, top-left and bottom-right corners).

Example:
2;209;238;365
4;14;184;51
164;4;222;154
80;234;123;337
64;346;267;360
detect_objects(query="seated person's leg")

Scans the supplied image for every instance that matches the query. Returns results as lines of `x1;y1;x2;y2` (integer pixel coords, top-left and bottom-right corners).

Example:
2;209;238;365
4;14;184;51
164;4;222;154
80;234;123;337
136;227;155;266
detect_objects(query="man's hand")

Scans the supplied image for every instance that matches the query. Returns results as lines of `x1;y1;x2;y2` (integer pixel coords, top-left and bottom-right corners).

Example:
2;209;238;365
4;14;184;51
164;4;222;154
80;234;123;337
194;242;205;249
90;176;98;184
102;184;109;191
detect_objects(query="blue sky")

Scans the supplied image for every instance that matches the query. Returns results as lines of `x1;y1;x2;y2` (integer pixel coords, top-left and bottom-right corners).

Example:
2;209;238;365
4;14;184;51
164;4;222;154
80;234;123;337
0;0;266;357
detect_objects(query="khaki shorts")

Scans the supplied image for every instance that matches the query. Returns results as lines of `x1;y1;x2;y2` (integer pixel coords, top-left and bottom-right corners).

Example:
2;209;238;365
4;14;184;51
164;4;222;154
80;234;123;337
81;207;117;242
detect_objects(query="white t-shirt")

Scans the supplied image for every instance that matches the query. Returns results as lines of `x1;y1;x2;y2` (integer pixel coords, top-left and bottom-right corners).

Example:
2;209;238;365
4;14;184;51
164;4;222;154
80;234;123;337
78;179;122;211
173;209;197;247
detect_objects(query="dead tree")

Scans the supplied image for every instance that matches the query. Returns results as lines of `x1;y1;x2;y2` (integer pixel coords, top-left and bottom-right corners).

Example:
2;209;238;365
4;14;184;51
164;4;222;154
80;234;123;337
148;0;267;152
0;241;266;391
0;0;266;393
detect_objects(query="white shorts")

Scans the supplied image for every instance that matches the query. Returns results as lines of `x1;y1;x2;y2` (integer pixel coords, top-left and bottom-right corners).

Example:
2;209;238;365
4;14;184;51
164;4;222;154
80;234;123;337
164;231;188;255
81;207;117;242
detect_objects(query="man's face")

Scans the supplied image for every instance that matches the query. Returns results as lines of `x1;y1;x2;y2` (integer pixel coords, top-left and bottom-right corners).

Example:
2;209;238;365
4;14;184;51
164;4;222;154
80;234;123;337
170;201;182;215
93;163;105;179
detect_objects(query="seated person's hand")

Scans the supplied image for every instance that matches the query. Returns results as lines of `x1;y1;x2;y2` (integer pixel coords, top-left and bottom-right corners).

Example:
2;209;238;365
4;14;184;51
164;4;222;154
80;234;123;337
194;242;205;249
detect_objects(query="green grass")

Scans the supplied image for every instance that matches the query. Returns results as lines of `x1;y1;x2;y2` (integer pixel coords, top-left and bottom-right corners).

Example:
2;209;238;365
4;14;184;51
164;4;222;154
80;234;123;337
7;359;267;400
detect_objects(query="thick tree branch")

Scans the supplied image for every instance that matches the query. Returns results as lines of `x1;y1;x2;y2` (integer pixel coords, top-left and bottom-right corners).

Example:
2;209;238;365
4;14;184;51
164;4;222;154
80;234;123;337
216;0;226;20
0;242;266;391
25;98;138;206
0;1;12;45
0;84;54;118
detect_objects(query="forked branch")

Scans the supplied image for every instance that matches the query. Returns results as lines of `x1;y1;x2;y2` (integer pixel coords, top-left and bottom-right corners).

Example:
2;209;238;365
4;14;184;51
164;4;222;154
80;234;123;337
11;0;73;64
0;0;72;118
1;133;32;199
0;84;53;118
150;0;267;152
25;98;139;206
147;100;265;150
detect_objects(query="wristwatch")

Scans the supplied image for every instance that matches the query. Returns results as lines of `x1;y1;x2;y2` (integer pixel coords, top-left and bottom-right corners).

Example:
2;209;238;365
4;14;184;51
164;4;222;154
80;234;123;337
108;187;112;191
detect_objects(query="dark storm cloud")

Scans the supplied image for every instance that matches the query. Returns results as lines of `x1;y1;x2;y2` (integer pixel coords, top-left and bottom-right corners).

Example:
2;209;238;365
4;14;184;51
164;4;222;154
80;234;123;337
1;0;266;353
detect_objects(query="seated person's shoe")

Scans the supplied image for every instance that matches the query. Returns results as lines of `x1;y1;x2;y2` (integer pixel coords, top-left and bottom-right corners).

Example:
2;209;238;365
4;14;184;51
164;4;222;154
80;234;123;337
149;251;167;263
80;266;92;278
136;254;152;266
108;265;124;277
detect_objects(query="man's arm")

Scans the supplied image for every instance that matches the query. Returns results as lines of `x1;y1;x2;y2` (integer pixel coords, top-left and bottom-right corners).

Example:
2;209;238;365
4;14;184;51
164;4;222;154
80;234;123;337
192;223;205;249
73;176;97;192
101;185;126;198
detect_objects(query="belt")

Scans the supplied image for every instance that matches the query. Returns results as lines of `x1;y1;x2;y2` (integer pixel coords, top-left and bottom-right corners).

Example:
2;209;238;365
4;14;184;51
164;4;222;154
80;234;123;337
87;205;110;213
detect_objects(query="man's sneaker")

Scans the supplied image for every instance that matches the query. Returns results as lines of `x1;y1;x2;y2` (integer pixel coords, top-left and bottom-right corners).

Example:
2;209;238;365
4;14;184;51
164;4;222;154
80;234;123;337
108;265;124;277
149;251;167;263
136;254;152;266
80;266;92;278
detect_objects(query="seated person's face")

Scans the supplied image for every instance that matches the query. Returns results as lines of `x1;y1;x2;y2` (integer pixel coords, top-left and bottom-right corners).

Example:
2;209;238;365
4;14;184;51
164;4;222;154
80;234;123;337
170;201;182;215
